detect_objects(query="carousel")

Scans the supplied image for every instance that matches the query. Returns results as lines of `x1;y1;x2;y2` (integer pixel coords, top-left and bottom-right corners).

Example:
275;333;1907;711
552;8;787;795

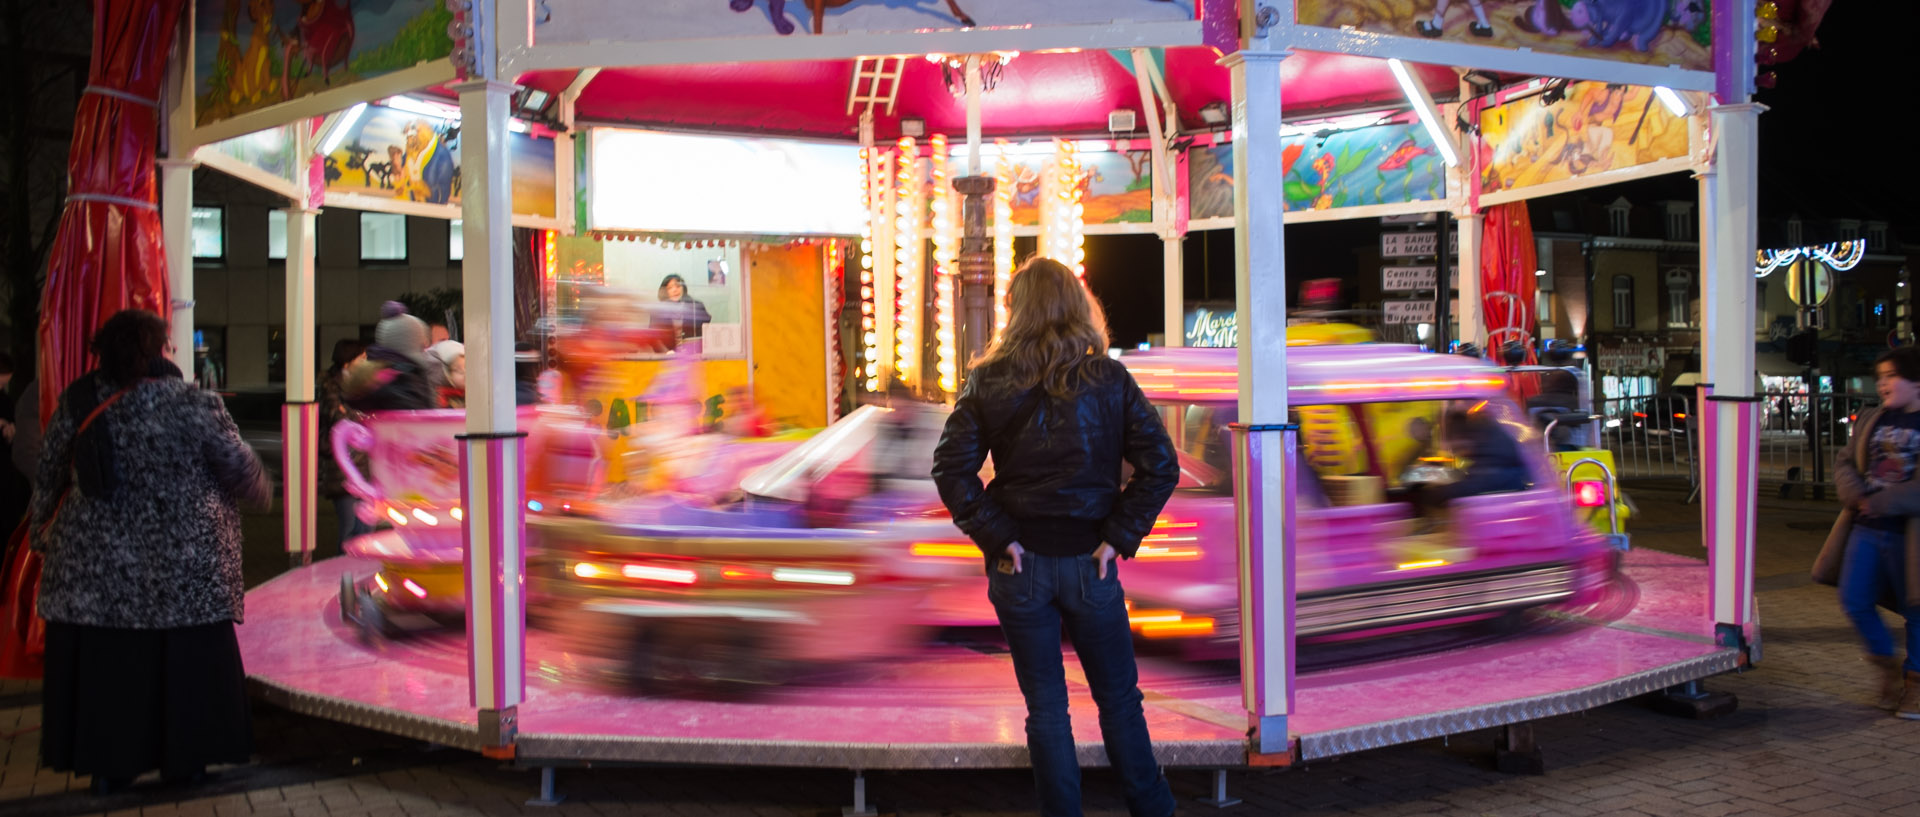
4;0;1778;809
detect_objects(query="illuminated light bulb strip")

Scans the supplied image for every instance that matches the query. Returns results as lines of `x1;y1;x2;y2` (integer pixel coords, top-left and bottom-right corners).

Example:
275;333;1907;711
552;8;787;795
930;135;960;393
893;137;924;388
993;142;1015;337
1040;139;1087;277
826;238;845;416
858;147;881;391
1755;240;1865;278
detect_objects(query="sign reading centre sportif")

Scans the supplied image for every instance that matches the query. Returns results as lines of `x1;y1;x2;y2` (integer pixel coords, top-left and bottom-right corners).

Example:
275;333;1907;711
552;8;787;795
1381;231;1459;258
1381;265;1460;292
1383;300;1436;324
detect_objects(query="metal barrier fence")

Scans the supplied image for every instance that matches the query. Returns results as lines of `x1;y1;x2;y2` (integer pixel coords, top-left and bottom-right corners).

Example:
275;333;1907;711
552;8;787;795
1596;391;1876;497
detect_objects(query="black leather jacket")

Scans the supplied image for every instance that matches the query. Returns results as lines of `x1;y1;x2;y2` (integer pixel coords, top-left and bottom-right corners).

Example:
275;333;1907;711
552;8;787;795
932;356;1179;566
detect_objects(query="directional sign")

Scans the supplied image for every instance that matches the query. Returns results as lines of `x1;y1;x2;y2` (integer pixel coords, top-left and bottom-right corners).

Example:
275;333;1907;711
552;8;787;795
1384;299;1437;324
1381;265;1462;292
1381;231;1460;259
1383;265;1436;292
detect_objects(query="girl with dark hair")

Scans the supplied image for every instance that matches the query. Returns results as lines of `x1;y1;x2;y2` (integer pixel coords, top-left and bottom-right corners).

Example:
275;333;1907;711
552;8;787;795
32;309;271;792
320;338;370;546
657;273;712;344
932;257;1179;817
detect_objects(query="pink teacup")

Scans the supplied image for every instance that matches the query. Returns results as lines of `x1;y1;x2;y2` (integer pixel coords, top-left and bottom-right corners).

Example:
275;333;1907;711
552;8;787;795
333;407;543;552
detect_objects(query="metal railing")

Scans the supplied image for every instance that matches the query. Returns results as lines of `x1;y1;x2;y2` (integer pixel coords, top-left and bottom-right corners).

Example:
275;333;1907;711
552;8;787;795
1595;391;1876;497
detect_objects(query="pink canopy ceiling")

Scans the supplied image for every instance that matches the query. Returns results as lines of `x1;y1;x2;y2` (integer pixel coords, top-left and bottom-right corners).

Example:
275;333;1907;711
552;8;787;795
512;47;1460;142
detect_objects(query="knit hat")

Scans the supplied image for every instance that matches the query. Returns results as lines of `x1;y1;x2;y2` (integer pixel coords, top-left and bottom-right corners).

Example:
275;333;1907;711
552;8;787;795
428;340;465;387
374;302;434;373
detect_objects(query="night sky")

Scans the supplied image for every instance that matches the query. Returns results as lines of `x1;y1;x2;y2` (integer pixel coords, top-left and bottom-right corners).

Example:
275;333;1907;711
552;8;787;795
1088;1;1916;347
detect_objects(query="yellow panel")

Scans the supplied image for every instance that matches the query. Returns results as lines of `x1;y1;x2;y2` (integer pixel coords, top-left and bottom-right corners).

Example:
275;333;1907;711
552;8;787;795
748;244;828;429
572;358;752;484
1362;400;1443;487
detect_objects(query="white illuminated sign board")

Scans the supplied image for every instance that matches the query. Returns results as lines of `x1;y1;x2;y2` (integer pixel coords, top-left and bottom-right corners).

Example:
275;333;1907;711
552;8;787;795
1383;299;1436;324
589;128;865;235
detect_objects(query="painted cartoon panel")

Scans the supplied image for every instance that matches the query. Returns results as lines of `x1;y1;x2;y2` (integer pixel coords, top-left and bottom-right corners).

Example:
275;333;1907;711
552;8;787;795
195;0;453;127
1185;122;1447;218
1296;0;1711;71
203;123;304;185
1478;81;1688;195
537;0;1196;43
1002;149;1154;226
321;104;558;219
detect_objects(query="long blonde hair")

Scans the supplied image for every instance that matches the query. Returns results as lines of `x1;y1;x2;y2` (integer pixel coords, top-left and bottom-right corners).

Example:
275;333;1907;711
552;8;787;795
973;257;1110;398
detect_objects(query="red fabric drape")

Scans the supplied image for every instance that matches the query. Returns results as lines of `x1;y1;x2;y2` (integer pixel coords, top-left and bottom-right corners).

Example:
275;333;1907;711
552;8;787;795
7;0;182;678
36;0;184;423
1481;202;1538;364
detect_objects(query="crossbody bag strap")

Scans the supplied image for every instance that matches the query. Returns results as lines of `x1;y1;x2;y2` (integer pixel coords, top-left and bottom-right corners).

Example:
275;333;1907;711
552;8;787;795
36;381;143;537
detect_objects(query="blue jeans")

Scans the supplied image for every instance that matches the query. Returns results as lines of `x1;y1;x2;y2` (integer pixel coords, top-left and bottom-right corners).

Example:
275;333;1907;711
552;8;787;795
1840;526;1920;672
989;551;1175;817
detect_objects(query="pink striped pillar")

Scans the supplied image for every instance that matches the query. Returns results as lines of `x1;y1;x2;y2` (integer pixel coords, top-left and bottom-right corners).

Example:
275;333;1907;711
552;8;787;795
1232;423;1298;757
459;432;528;739
282;402;318;565
1701;385;1760;651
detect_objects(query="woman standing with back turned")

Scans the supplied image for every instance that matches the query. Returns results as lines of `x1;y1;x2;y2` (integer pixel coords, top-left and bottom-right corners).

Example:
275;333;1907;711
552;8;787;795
33;310;271;792
933;258;1179;817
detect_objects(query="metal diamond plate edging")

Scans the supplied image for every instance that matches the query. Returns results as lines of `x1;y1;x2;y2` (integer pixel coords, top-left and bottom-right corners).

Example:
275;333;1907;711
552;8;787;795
516;734;1245;770
250;677;484;751
1296;649;1741;760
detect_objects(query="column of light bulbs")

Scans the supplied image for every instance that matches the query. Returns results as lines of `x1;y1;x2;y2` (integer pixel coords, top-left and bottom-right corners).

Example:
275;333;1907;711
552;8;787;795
929;134;959;394
858;147;881;391
1040;138;1086;277
993;142;1015;336
893;137;924;388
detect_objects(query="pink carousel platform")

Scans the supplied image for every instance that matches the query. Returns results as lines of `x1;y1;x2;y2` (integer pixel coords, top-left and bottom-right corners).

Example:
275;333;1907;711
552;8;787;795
240;546;1747;767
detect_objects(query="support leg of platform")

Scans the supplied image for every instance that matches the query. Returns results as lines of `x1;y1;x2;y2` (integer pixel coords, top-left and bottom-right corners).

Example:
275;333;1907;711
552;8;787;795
1648;679;1739;720
1196;768;1242;808
842;770;877;817
1495;723;1545;775
525;766;563;807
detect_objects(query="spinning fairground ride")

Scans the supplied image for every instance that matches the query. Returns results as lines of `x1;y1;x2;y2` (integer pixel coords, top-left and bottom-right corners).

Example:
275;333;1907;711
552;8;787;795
12;0;1783;808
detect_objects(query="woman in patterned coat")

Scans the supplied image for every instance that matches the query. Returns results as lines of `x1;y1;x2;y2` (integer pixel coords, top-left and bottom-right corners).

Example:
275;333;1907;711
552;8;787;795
32;310;271;793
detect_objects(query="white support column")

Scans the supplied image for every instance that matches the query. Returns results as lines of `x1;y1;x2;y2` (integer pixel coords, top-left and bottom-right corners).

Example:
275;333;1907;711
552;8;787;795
161;163;195;375
1131;48;1183;348
282;204;320;562
1455;213;1484;348
1225;47;1294;757
1702;102;1764;647
455;76;528;726
161;11;196;377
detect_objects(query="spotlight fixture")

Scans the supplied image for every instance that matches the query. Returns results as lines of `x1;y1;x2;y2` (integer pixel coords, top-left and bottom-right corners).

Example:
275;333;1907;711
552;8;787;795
900;118;926;137
1197;101;1229;126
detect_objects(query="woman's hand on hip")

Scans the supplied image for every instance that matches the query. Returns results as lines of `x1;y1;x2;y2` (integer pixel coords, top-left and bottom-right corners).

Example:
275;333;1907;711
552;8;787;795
1094;543;1117;579
1004;541;1026;573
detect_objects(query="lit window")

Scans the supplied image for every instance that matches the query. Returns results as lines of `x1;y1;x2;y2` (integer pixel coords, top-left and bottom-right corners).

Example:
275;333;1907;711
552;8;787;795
1665;270;1692;328
191;206;224;261
268;210;288;260
1612;275;1634;329
360;212;407;262
449;219;464;262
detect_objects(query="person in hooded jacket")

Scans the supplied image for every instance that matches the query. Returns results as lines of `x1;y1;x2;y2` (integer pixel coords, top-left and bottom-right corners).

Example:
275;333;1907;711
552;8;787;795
932;257;1178;817
344;302;438;413
33;310;271;793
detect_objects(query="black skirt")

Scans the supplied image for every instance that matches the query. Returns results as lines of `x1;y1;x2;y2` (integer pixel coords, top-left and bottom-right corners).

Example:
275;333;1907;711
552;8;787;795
40;620;251;779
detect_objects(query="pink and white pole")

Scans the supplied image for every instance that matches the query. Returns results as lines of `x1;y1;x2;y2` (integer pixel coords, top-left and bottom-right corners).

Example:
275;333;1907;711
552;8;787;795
1701;0;1763;655
282;202;321;565
456;73;528;744
1224;45;1297;758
